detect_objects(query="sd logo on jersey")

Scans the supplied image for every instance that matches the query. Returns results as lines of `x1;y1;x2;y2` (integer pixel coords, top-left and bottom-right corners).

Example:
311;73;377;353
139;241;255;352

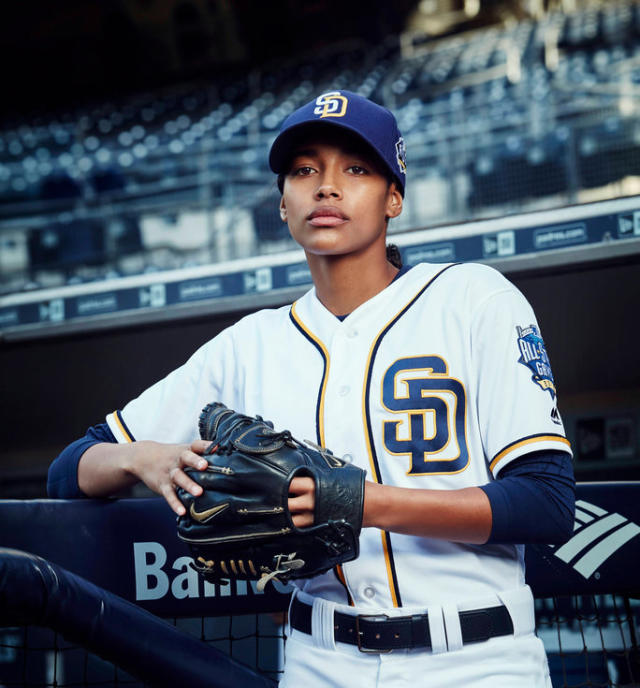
516;324;556;399
381;356;469;475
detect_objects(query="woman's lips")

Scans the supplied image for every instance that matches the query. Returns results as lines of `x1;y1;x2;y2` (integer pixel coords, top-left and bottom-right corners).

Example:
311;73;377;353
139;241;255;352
307;207;348;227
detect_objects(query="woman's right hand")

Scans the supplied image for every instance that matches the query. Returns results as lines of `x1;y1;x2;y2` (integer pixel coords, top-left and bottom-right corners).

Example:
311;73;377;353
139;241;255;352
128;439;212;515
78;439;213;516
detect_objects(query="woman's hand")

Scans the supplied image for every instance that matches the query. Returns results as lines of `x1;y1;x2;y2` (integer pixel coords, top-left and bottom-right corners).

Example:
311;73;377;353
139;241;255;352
78;439;213;516
129;439;212;515
288;476;315;528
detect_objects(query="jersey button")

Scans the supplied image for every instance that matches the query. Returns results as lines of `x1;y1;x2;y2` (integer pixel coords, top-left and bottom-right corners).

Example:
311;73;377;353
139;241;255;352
363;587;376;599
347;328;358;338
342;453;353;463
339;385;350;396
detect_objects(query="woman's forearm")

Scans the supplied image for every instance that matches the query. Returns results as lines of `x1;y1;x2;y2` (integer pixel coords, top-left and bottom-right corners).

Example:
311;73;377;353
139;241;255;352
77;441;140;497
363;482;492;544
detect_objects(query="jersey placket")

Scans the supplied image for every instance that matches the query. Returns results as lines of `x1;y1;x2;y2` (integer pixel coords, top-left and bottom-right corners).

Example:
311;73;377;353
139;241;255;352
324;309;400;609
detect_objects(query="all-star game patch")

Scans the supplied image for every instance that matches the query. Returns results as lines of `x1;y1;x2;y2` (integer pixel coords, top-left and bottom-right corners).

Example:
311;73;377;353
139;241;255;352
516;324;557;400
395;136;407;175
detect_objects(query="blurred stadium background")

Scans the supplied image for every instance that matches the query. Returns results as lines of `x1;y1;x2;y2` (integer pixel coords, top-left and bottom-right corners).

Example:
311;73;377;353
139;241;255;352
1;0;638;495
1;0;640;287
0;0;639;686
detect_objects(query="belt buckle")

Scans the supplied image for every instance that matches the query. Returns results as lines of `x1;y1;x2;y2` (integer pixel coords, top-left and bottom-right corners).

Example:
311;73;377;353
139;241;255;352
355;613;393;654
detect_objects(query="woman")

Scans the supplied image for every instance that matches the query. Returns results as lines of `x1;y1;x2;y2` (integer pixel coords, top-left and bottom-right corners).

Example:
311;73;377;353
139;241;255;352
49;90;575;687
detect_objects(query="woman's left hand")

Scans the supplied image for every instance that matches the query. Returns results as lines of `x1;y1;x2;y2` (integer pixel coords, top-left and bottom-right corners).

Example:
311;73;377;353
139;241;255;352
288;476;315;528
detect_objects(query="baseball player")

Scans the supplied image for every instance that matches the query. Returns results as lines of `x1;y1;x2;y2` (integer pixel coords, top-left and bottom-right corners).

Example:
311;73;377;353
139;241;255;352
49;90;575;687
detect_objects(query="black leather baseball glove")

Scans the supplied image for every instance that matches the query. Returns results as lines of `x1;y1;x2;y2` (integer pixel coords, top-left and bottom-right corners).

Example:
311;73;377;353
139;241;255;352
176;402;365;591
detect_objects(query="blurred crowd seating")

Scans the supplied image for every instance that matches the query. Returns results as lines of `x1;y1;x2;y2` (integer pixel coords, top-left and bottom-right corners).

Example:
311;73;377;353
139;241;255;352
1;1;640;294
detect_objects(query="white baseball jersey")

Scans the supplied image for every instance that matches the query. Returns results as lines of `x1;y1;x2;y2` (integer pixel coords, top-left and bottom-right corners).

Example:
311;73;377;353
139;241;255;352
107;261;571;611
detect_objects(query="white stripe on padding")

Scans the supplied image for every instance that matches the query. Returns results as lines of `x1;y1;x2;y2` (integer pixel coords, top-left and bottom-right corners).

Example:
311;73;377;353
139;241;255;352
574;507;595;524
573;522;640;578
576;500;607;517
554;513;627;563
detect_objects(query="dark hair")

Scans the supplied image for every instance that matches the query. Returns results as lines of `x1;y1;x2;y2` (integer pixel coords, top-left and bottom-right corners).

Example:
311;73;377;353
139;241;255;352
386;243;403;269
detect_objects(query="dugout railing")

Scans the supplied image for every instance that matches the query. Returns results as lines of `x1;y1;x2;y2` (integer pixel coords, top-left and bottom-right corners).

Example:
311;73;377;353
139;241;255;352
0;482;639;687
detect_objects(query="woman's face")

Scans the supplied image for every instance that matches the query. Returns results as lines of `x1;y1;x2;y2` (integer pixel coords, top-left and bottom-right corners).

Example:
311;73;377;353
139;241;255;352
279;131;402;260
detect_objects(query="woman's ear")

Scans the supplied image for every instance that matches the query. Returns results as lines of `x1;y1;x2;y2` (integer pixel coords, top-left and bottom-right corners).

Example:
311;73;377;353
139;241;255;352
279;196;287;222
386;184;403;220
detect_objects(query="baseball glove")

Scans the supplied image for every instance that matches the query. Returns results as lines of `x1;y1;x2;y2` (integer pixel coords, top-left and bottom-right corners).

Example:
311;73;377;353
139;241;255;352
176;402;366;591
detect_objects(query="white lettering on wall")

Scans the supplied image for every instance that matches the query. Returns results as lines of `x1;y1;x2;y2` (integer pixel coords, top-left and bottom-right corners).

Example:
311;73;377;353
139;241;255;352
133;541;293;600
171;556;200;599
134;542;169;601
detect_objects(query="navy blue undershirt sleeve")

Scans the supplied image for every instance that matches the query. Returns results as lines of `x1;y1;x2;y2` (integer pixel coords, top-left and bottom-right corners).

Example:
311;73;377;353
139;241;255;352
47;422;117;499
480;450;575;545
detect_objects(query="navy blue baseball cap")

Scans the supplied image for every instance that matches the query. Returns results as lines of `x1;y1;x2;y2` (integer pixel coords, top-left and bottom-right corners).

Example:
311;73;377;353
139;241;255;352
269;90;407;196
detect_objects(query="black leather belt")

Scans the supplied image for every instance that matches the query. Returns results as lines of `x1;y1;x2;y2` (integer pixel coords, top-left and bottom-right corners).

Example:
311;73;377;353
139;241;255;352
290;596;514;653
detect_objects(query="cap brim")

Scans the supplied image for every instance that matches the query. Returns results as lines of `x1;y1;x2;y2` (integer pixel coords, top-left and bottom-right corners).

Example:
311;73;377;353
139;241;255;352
269;120;388;177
